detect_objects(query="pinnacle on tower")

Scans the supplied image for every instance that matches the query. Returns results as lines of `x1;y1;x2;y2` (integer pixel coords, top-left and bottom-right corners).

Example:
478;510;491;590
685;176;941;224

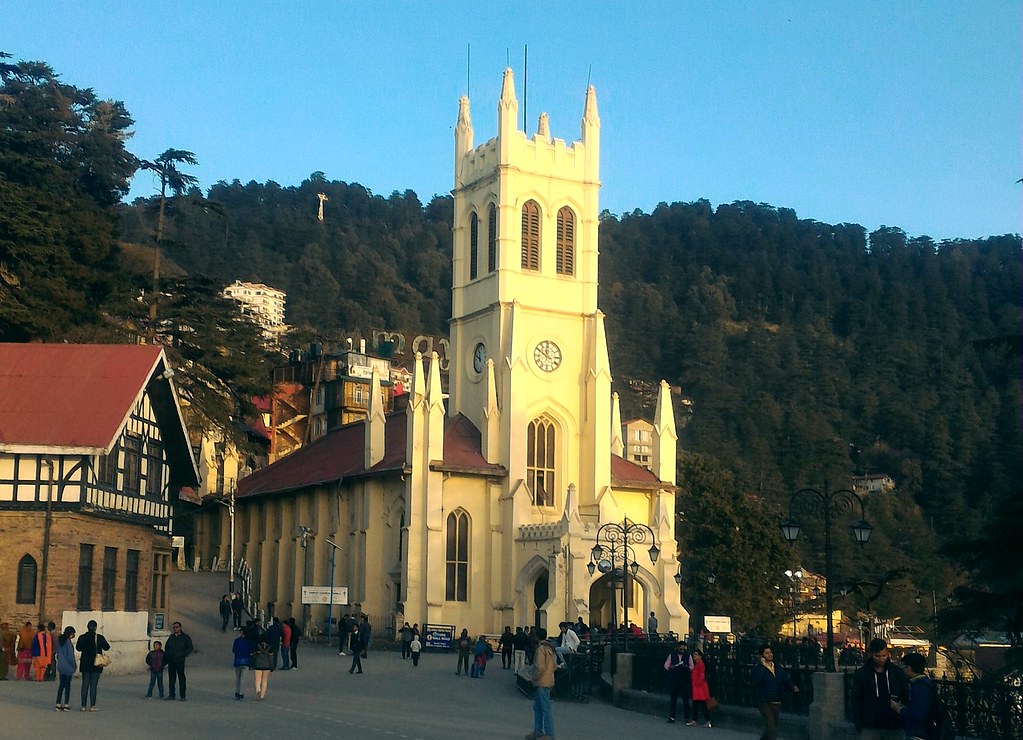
498;67;519;141
536;112;551;142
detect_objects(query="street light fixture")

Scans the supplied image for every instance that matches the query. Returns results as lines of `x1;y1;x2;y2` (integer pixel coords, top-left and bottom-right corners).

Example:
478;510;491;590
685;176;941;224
588;518;660;646
780;479;872;671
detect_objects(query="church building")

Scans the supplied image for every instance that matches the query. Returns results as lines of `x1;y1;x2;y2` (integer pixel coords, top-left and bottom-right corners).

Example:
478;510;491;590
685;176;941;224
192;70;689;638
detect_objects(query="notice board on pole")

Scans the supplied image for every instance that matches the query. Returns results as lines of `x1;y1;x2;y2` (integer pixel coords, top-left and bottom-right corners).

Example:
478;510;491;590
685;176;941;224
703;616;732;633
301;585;349;605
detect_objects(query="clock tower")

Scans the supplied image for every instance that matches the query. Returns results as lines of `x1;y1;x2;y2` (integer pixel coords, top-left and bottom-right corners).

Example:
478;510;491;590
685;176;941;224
449;68;611;514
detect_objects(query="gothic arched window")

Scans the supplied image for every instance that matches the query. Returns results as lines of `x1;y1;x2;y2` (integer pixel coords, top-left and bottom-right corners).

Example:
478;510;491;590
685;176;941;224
469;212;479;280
556;206;575;276
17;554;37;604
527;417;557;507
445;510;469;601
521;200;541;271
487;203;497;273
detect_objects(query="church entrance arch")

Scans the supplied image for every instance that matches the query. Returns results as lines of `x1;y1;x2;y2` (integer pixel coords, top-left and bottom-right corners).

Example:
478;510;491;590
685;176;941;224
588;571;650;632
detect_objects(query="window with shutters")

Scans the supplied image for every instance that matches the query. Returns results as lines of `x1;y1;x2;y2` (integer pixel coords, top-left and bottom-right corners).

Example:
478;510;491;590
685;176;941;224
445;510;469;602
469;211;479;280
520;200;541;271
526;416;557;507
556;206;575;275
487;203;497;272
125;549;140;611
102;547;117;610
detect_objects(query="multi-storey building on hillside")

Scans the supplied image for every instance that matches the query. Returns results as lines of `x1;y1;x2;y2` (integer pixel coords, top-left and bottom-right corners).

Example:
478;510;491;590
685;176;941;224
223;280;287;343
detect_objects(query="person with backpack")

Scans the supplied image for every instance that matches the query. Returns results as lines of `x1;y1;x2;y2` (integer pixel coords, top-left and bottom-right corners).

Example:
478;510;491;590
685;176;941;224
890;652;953;740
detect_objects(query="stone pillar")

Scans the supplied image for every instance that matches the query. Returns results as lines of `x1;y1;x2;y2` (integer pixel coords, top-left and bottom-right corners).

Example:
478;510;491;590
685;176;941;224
809;671;847;740
613;651;633;705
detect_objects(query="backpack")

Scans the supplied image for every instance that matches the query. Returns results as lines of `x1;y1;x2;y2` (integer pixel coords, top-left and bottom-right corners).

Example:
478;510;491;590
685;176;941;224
925;685;956;740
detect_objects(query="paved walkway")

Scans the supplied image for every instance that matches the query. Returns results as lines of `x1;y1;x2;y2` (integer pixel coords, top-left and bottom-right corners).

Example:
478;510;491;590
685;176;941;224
0;570;763;740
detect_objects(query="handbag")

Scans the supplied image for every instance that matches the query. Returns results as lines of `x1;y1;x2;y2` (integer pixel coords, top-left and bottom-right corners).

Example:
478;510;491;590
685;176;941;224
93;632;111;667
706;696;718;713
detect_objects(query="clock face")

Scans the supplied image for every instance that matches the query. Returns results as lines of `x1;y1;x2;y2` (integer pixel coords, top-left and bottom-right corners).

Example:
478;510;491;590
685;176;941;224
472;342;487;374
533;340;562;372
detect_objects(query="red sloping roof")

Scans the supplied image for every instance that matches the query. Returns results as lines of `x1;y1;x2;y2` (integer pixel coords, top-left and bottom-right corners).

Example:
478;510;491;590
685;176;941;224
237;412;506;498
611;453;666;488
0;343;164;452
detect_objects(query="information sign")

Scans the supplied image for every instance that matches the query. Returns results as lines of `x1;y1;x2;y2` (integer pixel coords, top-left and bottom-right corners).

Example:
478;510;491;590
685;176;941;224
301;585;349;605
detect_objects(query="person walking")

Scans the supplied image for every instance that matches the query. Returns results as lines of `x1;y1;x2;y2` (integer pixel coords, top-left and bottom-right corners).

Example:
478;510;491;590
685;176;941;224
287;617;301;669
664;640;694;724
231;628;254;700
851;638;909;740
472;635;493;678
526;627;558;740
410;634;422;667
53;626;76;711
75;619;110;711
500;626;515;669
145;640;166;699
691;649;713;727
264;617;283;671
751;644;799;740
164;621;194;701
455;629;472;675
219;595;232;632
231;594;244;630
32;623;53;682
348;624;364;674
250;631;273;701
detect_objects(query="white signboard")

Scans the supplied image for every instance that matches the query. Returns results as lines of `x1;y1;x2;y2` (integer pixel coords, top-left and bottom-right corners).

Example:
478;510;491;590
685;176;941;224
703;616;732;633
171;536;185;549
301;585;349;605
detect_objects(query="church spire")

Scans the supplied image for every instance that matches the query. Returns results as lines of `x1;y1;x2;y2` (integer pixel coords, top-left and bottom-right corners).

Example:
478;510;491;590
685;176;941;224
364;366;385;469
536;112;550;142
652;380;678;485
611;392;624;457
481;358;500;464
498;67;519;157
455;95;473;178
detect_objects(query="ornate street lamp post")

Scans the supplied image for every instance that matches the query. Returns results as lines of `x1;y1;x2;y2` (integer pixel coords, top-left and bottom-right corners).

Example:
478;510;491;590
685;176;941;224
780;480;872;671
587;518;660;647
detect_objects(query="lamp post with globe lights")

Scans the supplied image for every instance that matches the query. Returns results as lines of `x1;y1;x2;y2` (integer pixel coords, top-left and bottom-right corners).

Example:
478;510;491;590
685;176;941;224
587;518;660;647
780;480;873;671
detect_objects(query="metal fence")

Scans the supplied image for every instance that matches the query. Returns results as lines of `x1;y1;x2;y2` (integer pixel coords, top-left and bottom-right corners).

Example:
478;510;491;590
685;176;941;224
582;635;1022;739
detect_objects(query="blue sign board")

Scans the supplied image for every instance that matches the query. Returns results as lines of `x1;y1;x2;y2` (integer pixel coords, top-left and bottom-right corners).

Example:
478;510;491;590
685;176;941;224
424;624;455;651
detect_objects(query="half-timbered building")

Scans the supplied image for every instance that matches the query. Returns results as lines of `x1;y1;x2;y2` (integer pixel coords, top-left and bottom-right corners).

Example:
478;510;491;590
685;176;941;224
0;344;198;669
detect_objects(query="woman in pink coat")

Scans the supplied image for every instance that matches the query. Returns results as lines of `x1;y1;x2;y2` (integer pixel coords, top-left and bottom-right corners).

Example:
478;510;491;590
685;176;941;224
690;649;713;727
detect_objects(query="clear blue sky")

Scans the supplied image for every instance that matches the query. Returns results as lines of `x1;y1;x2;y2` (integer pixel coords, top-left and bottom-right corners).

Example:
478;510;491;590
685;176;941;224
6;1;1020;240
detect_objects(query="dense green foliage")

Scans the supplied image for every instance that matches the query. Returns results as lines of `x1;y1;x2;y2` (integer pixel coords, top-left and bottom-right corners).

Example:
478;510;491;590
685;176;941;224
0;55;135;340
0;54;273;444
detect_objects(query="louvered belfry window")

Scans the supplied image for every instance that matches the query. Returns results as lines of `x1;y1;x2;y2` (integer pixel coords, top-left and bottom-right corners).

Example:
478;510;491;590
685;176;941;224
487;203;497;272
469;212;479;280
556;206;575;275
521;200;541;270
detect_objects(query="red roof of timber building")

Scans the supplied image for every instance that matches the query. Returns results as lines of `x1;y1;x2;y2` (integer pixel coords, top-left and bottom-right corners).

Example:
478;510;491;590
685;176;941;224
0;343;165;451
237;411;666;498
0;343;199;487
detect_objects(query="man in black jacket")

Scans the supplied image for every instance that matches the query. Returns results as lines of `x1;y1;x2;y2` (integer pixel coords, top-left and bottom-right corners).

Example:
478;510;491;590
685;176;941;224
163;622;194;701
851;638;909;739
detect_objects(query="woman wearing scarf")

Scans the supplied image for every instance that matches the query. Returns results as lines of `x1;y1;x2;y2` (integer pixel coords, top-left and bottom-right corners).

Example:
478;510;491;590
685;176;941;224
17;621;35;680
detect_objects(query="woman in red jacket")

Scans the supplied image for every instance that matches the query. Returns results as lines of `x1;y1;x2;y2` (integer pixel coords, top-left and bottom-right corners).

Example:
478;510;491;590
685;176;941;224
690;649;713;727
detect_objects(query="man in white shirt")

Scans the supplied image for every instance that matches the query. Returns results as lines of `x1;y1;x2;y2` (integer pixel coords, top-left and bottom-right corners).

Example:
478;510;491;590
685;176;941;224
555;622;580;660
